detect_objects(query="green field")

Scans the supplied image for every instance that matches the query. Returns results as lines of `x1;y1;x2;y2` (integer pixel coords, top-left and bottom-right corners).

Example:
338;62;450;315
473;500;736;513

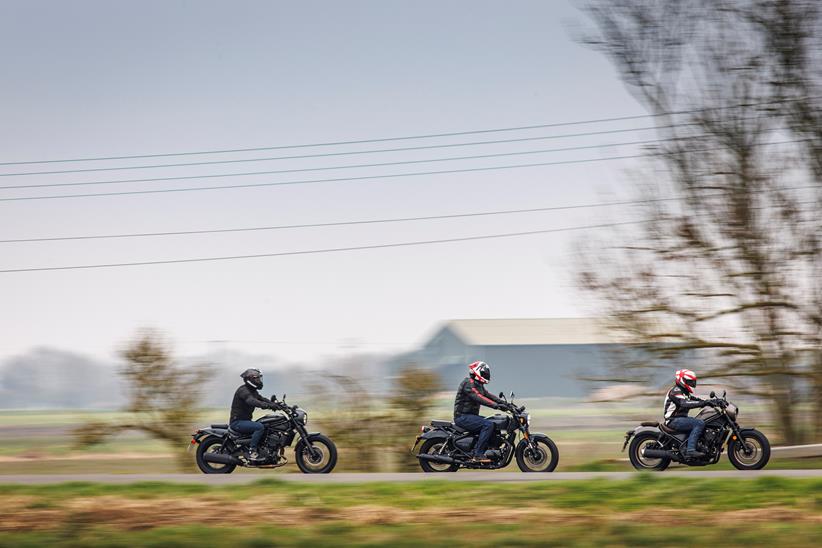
0;477;821;546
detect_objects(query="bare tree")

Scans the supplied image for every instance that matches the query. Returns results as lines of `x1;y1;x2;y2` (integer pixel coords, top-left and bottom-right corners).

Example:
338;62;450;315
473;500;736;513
579;0;822;443
75;330;210;469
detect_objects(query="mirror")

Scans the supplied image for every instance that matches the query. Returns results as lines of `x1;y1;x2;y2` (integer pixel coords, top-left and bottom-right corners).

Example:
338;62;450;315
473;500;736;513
282;394;287;401
710;391;716;398
511;392;515;399
499;391;505;398
722;390;726;398
271;394;278;401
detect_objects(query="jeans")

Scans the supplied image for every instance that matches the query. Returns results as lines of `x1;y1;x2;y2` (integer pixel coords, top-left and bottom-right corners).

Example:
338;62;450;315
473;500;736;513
230;420;265;450
454;414;494;457
669;417;705;453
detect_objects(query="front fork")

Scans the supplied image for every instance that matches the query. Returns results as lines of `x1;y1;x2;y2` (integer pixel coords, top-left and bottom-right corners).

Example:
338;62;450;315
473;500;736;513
295;424;322;460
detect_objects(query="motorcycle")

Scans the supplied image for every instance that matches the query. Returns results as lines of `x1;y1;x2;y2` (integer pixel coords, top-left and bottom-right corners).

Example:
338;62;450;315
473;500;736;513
623;390;770;471
190;394;337;474
412;392;559;472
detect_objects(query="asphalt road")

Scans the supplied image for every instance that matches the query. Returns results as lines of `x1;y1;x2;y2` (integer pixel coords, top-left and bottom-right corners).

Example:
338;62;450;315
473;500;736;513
1;470;821;484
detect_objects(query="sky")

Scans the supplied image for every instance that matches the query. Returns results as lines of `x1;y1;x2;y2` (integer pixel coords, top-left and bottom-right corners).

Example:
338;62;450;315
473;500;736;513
0;0;650;365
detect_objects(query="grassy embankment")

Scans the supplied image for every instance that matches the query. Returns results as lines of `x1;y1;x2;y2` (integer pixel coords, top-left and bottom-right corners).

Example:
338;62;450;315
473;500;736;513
0;476;821;546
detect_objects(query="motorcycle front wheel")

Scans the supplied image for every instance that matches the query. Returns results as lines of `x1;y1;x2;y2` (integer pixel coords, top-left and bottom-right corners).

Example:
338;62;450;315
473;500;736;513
727;429;770;470
515;436;559;472
295;434;338;473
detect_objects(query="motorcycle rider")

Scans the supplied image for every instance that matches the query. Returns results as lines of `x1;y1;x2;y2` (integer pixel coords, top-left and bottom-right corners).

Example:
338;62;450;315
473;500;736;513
453;361;506;462
664;369;712;459
230;368;277;462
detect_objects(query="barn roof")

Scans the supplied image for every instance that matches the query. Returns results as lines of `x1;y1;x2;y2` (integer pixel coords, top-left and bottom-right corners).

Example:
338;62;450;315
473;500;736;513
443;318;617;346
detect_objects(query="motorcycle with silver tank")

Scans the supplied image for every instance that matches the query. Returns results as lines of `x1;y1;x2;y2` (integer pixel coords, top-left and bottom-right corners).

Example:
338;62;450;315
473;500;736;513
190;394;337;474
623;390;770;471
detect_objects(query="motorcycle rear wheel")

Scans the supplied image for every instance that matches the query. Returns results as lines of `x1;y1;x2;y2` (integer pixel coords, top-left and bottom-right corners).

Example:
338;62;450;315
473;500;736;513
195;437;236;474
628;432;671;471
417;438;459;472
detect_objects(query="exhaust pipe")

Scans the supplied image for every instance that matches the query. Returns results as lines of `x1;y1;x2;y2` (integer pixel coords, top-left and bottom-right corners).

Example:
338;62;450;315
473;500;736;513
642;448;674;459
203;452;242;466
417;453;456;465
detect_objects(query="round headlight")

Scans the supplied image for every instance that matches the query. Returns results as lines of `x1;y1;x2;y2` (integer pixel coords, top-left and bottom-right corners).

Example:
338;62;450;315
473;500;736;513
303;411;308;425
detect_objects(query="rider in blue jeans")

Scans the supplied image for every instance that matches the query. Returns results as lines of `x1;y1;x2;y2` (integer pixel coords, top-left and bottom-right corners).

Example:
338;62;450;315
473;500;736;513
664;369;712;459
230;368;276;462
453;361;505;462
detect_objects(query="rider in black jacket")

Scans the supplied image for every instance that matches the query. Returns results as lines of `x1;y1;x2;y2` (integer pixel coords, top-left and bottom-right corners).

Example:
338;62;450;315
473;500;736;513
230;368;276;461
453;361;505;462
664;369;711;458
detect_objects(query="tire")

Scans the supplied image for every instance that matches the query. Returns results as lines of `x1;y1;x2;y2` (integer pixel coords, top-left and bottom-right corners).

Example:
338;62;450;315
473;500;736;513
417;438;459;473
727;429;770;470
195;437;236;474
515;436;559;472
628;432;671;471
295;434;338;474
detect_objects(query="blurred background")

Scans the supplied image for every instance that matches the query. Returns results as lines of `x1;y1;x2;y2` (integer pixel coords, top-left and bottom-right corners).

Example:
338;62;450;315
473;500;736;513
1;0;821;476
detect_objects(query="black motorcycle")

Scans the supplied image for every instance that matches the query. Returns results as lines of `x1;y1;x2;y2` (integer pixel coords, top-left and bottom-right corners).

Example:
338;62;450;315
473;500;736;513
412;392;559;472
190;394;337;474
623;390;770;471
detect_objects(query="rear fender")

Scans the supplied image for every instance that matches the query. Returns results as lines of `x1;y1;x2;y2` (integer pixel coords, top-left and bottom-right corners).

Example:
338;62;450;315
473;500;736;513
191;427;228;445
411;429;450;454
622;424;661;452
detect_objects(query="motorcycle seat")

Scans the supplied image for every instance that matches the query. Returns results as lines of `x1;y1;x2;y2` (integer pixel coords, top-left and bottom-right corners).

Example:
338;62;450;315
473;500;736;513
431;420;468;432
210;424;228;429
641;421;659;427
660;422;679;435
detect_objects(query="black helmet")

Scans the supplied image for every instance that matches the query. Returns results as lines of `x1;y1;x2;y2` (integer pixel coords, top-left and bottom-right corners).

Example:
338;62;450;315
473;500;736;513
241;368;263;390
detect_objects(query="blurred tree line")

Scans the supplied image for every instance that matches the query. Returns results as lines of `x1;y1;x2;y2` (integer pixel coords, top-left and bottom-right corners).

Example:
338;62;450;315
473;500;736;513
76;331;441;471
579;0;822;443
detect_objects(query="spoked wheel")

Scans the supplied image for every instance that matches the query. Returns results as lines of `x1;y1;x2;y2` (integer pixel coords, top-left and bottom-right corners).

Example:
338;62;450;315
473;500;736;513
728;429;770;470
417;438;458;473
195;437;236;474
628;432;671;471
515;436;559;472
295;434;338;474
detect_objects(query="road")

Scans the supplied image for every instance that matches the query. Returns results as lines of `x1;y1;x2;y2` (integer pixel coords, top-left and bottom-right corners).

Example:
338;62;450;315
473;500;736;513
1;470;821;484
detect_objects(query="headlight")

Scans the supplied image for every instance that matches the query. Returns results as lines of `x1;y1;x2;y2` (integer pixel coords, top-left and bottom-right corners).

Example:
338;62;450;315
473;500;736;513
303;411;308;425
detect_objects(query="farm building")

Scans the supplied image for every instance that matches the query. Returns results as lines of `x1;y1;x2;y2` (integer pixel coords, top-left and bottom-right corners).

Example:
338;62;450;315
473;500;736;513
393;318;649;397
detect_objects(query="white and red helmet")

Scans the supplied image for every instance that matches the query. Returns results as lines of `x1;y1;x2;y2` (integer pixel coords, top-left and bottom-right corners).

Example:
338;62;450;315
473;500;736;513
675;369;697;393
469;361;491;384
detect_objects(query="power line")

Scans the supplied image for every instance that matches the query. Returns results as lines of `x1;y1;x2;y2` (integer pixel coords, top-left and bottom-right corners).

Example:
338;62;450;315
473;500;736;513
0;137;672;180
0;138;809;203
0;199;667;244
0;95;811;167
3;184;816;244
0;128;675;179
0;220;644;273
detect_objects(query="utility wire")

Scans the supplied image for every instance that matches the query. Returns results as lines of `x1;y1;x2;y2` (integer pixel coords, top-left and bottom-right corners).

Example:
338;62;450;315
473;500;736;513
3;184;816;244
0;137;677;180
0;200;667;244
0;95;812;166
0;138;809;203
0;220;645;273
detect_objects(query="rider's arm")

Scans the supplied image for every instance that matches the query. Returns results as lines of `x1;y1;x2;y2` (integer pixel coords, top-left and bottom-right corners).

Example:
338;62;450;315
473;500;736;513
675;394;708;409
243;391;274;409
464;379;501;409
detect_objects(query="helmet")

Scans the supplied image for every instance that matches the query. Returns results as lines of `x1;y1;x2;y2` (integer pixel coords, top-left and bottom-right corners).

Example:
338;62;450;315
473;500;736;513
469;361;491;384
241;368;263;390
675;369;697;393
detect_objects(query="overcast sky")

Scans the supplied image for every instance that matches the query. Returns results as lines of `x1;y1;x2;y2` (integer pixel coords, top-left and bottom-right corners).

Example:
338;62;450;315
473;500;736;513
0;0;649;365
